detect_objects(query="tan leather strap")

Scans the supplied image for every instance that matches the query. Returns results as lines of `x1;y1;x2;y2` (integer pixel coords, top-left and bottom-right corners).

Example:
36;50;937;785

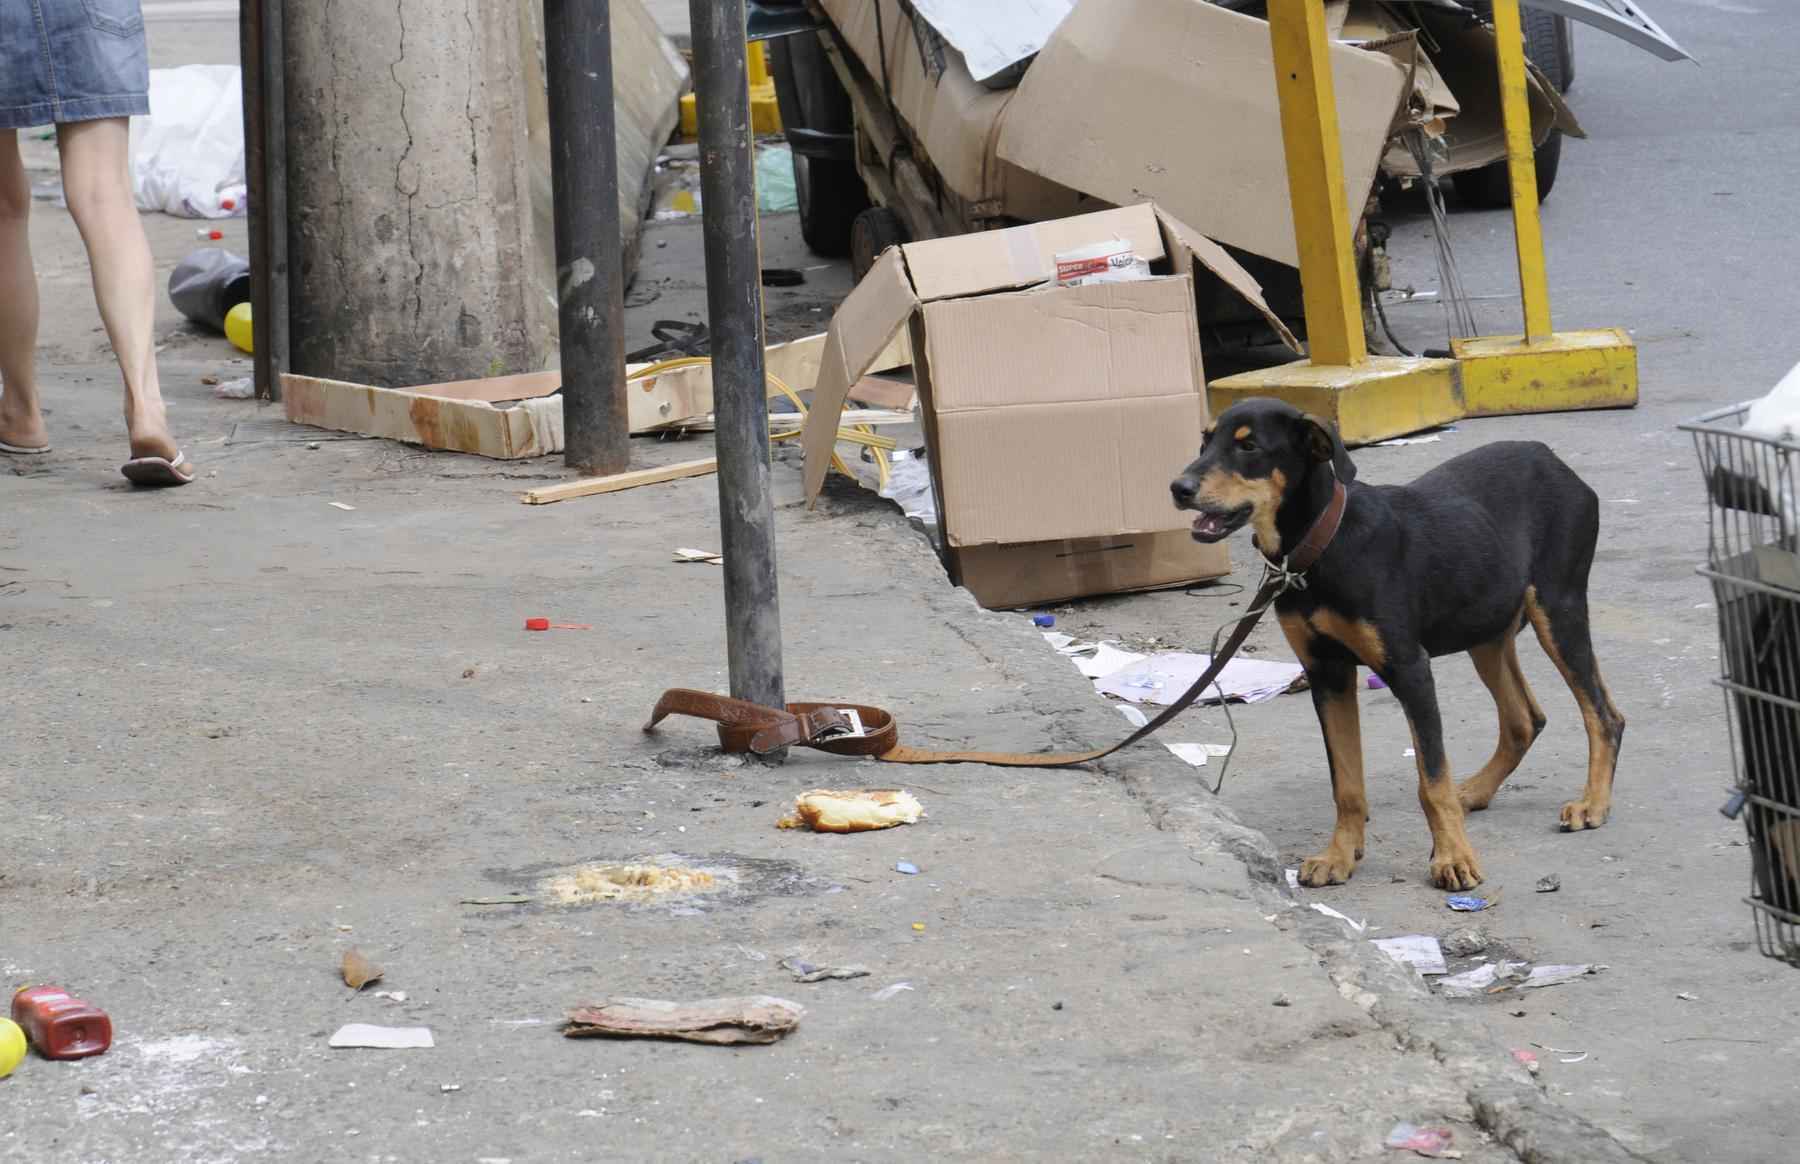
646;573;1285;769
646;483;1351;770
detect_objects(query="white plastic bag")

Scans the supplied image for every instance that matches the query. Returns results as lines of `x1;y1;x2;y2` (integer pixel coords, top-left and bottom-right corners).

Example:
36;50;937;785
129;66;247;219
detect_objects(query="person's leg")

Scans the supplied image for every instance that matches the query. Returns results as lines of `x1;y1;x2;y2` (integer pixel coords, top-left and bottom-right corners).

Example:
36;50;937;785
56;117;181;463
0;128;49;451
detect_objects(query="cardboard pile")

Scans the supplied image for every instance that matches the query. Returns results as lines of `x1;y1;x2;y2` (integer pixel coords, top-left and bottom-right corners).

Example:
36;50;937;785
802;202;1293;608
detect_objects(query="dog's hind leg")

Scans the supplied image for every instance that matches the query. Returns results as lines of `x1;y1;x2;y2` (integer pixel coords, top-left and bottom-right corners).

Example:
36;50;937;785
1525;585;1626;831
1458;627;1548;813
1385;652;1484;890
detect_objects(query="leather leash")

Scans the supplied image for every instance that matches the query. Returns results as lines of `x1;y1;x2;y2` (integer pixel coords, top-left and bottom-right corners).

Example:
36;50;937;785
646;481;1347;770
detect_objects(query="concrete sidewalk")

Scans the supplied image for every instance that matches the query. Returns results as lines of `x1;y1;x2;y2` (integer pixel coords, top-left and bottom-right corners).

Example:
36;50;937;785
0;349;1638;1161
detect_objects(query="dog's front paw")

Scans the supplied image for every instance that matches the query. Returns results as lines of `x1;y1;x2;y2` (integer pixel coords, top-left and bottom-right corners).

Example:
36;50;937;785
1299;849;1357;887
1560;798;1610;831
1429;844;1484;891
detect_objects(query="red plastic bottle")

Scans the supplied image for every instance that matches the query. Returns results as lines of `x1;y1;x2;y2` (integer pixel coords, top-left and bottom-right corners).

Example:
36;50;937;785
10;986;112;1060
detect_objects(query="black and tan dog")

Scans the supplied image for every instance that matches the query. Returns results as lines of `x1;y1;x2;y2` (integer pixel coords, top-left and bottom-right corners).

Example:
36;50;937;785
1170;398;1625;890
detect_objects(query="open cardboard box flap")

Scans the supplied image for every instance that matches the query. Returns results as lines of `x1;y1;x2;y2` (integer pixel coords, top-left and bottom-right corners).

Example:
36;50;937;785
801;201;1296;507
994;0;1410;269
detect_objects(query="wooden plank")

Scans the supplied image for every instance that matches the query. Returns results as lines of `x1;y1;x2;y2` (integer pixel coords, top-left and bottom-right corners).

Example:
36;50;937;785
281;373;562;459
403;370;561;403
521;457;718;505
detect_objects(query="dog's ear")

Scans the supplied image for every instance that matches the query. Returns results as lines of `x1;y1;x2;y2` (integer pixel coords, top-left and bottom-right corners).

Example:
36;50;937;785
1298;414;1357;483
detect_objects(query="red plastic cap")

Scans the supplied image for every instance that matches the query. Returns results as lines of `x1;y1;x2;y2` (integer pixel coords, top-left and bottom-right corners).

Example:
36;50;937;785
208;230;223;240
524;617;550;631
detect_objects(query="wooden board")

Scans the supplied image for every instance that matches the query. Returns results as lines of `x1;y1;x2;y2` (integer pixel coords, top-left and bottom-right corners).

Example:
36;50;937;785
521;458;718;505
281;331;917;458
282;373;562;460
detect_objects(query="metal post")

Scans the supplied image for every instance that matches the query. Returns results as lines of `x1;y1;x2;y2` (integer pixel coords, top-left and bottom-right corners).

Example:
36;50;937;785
241;0;288;400
544;0;629;475
689;0;787;714
1267;0;1368;367
1492;0;1554;343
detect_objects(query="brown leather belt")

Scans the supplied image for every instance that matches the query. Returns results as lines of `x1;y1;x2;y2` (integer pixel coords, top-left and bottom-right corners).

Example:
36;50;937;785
645;481;1346;770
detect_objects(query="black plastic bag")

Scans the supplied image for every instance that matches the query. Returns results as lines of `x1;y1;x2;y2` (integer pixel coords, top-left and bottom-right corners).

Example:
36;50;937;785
168;248;251;333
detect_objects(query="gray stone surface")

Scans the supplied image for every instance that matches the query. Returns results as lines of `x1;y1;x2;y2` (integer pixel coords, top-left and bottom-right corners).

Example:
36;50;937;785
5;3;1798;1162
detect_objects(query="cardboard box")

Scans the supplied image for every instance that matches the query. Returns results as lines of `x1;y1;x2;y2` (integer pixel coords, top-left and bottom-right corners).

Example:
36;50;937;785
802;202;1291;608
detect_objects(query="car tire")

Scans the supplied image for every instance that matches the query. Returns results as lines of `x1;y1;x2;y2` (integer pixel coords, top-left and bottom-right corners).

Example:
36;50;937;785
768;34;870;257
850;206;908;281
1454;4;1569;208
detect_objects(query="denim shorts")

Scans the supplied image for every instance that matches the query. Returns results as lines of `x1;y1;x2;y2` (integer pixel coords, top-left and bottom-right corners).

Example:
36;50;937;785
1;0;150;129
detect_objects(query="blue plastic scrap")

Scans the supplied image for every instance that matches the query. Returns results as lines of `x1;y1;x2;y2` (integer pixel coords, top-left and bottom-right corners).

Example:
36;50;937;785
1032;613;1055;627
1446;895;1489;912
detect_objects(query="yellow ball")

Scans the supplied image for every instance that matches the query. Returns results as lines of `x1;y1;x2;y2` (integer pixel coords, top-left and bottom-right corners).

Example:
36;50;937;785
0;1017;25;1078
224;301;254;354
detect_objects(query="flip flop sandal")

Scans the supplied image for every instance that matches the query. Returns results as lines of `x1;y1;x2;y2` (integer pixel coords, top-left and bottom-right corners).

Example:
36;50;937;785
120;450;197;487
0;440;51;455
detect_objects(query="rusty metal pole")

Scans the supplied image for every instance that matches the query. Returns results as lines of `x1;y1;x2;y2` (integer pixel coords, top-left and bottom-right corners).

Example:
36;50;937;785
689;0;786;716
544;0;629;475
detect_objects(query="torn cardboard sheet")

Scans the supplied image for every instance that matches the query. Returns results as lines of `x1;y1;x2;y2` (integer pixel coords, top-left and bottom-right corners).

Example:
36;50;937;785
1093;652;1305;706
906;0;1075;83
996;0;1409;267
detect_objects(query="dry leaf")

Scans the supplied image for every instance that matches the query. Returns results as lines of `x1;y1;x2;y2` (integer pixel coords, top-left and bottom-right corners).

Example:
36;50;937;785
461;667;476;679
341;948;383;991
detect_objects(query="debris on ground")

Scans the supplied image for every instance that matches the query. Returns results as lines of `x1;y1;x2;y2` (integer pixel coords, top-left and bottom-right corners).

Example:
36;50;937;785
1441;927;1488;957
1532;1042;1590;1064
778;957;871;983
1373;935;1448;976
541;862;719;906
372;991;409;1004
340;948;383;991
11;986;112;1060
1309;903;1368;934
1383;1121;1456;1157
1520;964;1602;990
212;375;254;400
1032;613;1056;627
1445;895;1490;912
1092;650;1305;706
871;982;915;1002
1536;874;1562;893
0;1018;26;1078
328;501;355;511
895;861;920;875
1677;991;1700;1001
777;788;924;833
328;1024;434;1050
563;996;803;1045
1438;961;1602;997
460;894;532;906
1513;1048;1541;1074
674;547;723;565
525;618;592;630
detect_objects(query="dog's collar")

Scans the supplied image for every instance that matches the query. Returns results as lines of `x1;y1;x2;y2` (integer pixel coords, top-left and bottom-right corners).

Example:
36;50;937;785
1261;477;1347;577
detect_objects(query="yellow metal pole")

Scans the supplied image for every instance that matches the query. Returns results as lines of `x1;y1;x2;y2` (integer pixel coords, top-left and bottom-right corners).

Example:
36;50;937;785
1492;0;1553;342
1267;0;1367;367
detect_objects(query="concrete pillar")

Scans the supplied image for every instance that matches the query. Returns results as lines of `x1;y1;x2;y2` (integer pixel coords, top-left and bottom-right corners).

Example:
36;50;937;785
284;1;546;387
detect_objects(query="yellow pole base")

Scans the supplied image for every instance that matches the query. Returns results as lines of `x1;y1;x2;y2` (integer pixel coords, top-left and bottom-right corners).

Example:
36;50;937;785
1208;355;1462;446
1451;328;1638;418
680;42;783;138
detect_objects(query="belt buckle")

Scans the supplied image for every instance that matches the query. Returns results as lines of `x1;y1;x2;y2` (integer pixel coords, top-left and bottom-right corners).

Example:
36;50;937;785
811;708;866;741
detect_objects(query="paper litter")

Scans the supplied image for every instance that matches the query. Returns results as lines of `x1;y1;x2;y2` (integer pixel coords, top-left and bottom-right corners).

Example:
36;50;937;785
1309;902;1367;934
329;1024;434;1050
1092;651;1304;705
1372;935;1448;976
